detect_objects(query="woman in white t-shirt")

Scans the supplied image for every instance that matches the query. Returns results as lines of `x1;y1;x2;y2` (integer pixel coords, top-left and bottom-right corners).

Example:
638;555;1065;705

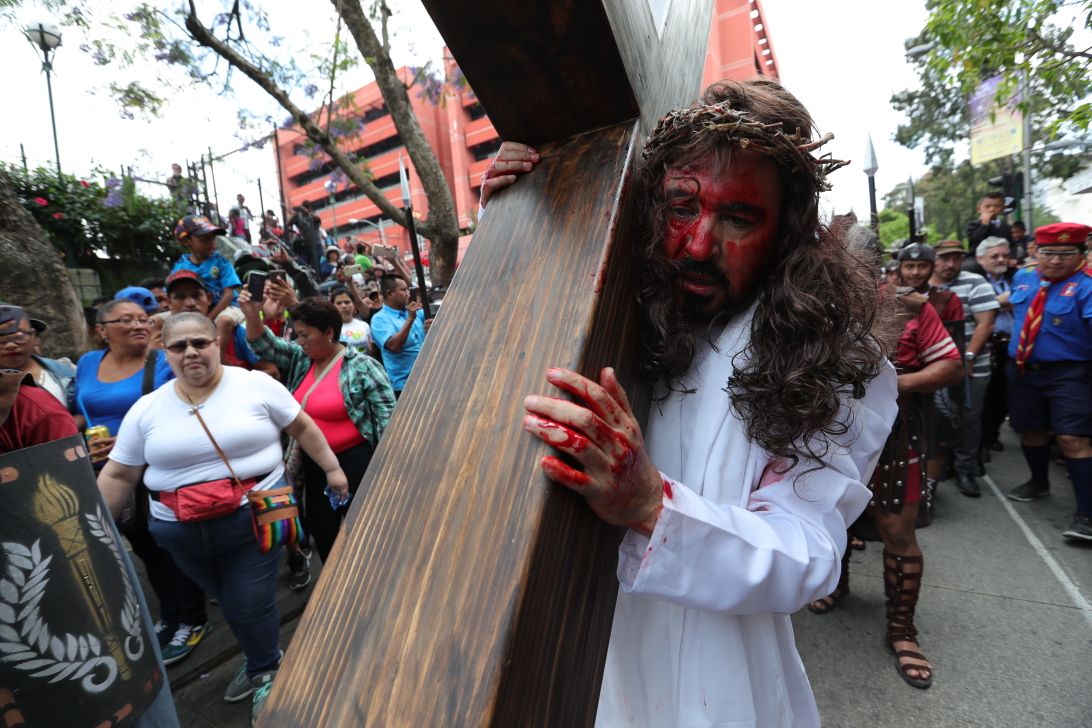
97;312;347;723
330;286;374;355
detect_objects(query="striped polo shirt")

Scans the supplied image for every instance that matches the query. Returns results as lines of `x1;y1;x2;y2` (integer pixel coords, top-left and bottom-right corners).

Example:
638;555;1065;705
938;271;1001;377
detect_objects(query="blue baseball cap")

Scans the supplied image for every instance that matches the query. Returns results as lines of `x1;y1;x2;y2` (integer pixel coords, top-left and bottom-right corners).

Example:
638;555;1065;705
114;286;159;314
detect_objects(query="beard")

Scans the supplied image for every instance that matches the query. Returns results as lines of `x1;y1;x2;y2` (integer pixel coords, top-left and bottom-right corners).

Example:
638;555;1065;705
649;254;751;326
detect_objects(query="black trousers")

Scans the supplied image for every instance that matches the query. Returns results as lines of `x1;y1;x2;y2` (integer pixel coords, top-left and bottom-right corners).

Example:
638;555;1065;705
301;440;374;563
124;505;207;626
981;341;1011;448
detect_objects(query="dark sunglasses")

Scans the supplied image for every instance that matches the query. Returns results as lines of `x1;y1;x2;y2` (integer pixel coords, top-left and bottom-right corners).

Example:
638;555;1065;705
165;337;215;354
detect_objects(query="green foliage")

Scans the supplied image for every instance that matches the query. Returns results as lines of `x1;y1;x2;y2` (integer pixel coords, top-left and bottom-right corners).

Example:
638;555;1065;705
894;0;1091;172
3;163;184;268
880;160;1062;247
877;208;939;250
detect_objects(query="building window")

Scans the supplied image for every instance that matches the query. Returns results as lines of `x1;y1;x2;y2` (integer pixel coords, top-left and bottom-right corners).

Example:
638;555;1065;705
466;102;487;121
470;138;502;162
362;104;388;123
359;134;403;158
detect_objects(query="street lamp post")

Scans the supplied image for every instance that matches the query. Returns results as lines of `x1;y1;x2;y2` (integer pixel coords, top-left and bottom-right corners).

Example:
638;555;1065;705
323;178;338;239
399;155;431;319
347;218;388;247
25;22;63;174
863;135;879;233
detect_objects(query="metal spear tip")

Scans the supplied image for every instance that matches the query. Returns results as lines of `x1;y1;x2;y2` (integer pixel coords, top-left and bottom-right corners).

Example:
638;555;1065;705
862;135;878;176
398;154;411;206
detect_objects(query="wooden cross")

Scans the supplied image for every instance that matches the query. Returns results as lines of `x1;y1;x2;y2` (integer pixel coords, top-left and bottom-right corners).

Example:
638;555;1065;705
261;2;712;725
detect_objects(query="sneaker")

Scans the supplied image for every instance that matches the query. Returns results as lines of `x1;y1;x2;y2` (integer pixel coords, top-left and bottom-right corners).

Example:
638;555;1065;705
224;658;252;703
1008;480;1050;502
251;671;277;726
153;619;175;650
286;549;311;591
161;622;210;666
1062;513;1092;542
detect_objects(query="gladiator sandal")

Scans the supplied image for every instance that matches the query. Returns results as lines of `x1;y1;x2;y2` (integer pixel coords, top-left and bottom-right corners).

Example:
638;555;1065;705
883;549;932;689
806;546;851;615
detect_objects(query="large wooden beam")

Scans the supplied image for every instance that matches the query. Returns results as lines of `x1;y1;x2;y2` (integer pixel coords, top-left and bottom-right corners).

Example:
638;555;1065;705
261;2;712;725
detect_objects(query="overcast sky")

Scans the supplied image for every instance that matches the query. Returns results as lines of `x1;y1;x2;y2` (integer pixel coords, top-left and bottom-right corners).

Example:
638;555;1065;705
0;1;989;222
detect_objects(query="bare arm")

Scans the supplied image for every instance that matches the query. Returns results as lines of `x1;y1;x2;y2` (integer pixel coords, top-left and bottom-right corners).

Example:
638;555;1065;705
346;279;369;318
238;289;267;342
383;302;420;354
209;287;235;320
897;358;962;394
967;309;997;358
97;460;145;518
284;411;349;498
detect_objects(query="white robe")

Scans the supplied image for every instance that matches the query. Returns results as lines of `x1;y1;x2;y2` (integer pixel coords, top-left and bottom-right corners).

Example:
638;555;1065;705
596;304;898;727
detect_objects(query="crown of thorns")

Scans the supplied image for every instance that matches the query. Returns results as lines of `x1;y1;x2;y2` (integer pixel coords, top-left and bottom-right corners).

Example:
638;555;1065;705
643;102;849;193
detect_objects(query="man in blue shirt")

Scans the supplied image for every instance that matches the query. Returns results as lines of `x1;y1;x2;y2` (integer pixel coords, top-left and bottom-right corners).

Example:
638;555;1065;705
1004;222;1092;542
370;274;431;397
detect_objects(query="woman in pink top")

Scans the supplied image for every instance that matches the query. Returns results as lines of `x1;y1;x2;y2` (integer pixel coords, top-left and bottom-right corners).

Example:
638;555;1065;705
242;294;396;562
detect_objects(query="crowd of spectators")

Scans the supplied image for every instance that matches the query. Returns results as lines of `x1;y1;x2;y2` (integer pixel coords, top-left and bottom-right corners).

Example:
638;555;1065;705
1;207;433;725
1;180;1088;724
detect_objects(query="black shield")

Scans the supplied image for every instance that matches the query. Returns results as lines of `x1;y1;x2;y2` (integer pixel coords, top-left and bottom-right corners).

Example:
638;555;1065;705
0;436;162;727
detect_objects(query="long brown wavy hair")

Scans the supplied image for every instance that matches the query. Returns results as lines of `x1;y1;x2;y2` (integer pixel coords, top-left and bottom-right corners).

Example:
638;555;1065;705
637;79;888;470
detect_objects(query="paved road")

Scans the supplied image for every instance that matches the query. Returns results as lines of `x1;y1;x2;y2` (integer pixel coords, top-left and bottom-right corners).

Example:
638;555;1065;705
174;428;1091;726
797;426;1092;727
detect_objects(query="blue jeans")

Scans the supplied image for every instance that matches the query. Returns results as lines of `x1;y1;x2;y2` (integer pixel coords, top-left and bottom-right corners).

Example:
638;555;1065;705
150;507;282;678
105;508;181;727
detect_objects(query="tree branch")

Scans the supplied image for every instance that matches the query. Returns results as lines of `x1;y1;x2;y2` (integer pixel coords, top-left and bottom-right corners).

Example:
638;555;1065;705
335;0;459;242
184;0;408;227
1029;27;1092;61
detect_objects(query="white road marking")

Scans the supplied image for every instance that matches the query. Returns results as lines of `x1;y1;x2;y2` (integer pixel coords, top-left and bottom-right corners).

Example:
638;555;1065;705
982;474;1092;630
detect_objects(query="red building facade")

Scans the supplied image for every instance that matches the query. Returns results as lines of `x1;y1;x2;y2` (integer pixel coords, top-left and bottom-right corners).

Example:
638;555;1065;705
275;0;777;258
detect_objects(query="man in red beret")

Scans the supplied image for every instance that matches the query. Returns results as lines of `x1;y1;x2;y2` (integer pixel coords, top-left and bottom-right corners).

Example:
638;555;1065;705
1004;222;1092;541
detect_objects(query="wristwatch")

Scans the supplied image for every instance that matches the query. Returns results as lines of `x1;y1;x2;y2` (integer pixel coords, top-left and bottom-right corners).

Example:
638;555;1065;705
964;351;977;361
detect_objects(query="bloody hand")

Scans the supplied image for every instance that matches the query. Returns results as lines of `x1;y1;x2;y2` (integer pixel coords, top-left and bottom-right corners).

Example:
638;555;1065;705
523;367;664;537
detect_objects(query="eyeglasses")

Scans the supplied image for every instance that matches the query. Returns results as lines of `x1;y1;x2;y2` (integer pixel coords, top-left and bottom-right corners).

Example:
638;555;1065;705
1038;249;1081;259
101;316;152;327
0;331;33;346
164;337;215;354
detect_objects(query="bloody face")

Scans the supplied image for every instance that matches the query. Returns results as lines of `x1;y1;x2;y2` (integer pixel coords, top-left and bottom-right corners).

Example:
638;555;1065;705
660;150;783;320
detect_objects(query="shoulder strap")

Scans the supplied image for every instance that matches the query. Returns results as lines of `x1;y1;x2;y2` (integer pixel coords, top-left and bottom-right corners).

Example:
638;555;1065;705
141;350;158;395
299;348;346;410
188;403;243;487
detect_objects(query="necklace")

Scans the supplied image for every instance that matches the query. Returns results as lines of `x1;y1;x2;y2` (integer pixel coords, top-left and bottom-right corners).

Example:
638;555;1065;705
177;371;223;415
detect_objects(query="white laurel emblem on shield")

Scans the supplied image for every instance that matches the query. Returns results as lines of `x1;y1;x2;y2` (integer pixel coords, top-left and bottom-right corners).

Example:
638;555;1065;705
0;505;145;694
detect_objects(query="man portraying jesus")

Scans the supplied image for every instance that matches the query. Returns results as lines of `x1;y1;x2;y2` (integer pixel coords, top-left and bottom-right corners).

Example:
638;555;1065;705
486;79;899;725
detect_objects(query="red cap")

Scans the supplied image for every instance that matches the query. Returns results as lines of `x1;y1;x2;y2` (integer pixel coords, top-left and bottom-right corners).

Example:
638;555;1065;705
165;269;208;292
1034;222;1091;246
